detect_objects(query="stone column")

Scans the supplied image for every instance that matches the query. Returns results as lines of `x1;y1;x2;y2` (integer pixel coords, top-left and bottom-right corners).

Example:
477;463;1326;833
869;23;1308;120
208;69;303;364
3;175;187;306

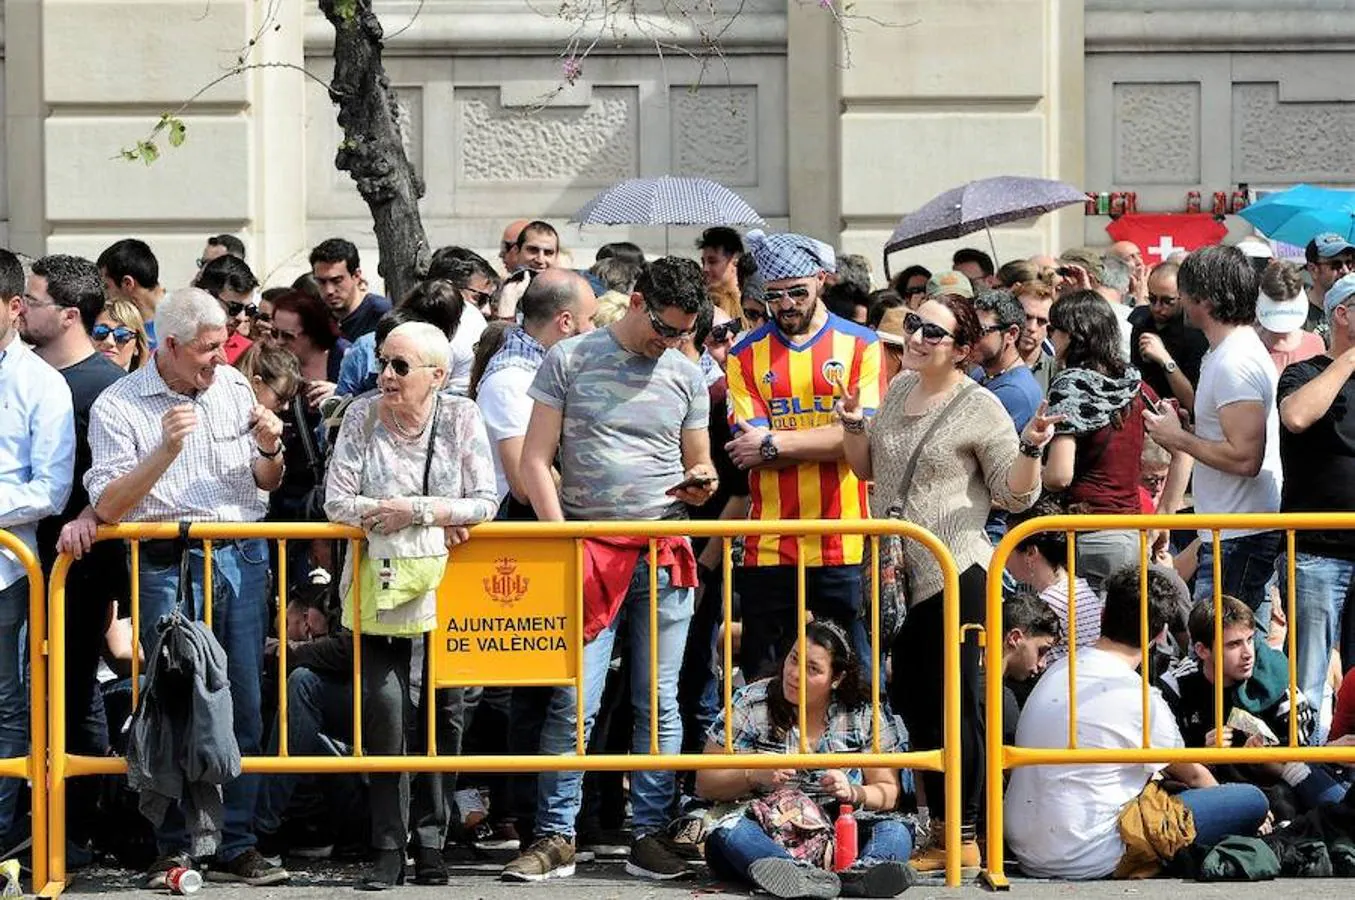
12;0;306;287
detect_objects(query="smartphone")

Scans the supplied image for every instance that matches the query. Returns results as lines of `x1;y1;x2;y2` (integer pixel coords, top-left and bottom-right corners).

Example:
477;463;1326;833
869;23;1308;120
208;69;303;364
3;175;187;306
666;474;716;496
1140;389;1162;416
1056;266;1075;278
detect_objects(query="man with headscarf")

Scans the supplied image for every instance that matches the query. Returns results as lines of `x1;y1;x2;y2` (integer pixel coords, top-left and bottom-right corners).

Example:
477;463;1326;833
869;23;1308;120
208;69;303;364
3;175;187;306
724;230;885;679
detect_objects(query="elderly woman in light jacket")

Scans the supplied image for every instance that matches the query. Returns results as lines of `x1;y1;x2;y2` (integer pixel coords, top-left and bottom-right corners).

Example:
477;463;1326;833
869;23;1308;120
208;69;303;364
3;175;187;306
324;321;498;890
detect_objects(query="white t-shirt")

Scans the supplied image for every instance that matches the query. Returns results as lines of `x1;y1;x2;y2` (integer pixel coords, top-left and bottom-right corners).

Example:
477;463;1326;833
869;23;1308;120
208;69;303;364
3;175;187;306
1005;647;1184;880
447;302;488;396
476;365;536;502
1111;301;1133;360
1191;326;1282;539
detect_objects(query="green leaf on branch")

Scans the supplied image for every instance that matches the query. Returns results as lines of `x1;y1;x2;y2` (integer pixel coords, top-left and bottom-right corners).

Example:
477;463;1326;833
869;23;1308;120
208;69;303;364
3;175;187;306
167;117;187;147
138;141;159;165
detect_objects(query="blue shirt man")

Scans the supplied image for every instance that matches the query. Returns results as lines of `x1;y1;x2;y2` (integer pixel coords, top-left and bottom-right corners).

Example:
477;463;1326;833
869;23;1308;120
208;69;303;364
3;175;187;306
971;289;1045;432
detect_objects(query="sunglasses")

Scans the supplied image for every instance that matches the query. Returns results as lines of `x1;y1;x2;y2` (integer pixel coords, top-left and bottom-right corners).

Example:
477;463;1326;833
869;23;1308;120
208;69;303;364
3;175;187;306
903;312;954;344
463;286;495;306
708;320;743;344
222;301;259;318
979;324;1009;336
91;324;137;345
253;311;272;324
742;306;767;324
900;285;927;298
646;306;696;340
763;285;813;306
376;355;437;377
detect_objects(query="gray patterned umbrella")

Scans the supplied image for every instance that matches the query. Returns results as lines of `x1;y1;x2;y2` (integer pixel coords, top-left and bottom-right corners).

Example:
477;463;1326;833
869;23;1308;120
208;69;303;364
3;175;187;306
572;176;764;227
883;175;1086;257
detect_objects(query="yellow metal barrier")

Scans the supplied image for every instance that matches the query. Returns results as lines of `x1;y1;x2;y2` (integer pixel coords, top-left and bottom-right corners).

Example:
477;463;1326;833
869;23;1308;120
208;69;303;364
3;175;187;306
984;512;1355;890
0;531;50;895
48;519;965;890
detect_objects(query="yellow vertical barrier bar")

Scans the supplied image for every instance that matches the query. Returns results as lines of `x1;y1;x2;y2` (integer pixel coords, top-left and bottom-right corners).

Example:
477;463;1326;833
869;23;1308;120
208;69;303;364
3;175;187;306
1066;531;1078;749
350;539;364;756
575;539;586;755
984;532;1008;888
277;541;289;757
1140;533;1151;748
203;538;213;629
1287;530;1299;747
797;537;808;755
1212;531;1224;749
427;627;438;757
941;542;962;888
28;549;48;892
870;535;881;753
131;540;141;710
649;539;659;756
723;537;734;753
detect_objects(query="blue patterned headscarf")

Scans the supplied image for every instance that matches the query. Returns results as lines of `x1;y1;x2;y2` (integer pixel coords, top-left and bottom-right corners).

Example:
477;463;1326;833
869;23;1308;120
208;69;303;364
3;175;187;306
745;229;836;282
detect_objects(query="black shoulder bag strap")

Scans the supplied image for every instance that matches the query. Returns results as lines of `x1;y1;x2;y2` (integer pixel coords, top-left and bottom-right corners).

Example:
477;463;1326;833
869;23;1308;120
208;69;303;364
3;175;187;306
422;395;441;495
175;520;194;619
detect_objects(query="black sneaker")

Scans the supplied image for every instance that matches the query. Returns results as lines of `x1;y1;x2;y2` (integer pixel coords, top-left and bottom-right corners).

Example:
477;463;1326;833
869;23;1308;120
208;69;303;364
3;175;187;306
144;852;194;890
625;834;695;881
839;860;916;898
206;847;291;886
475;821;522;851
748;858;841;900
579;827;632;860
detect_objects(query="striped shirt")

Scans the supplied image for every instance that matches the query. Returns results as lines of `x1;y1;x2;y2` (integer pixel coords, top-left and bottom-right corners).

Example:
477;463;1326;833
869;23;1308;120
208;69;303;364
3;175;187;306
726;313;884;567
86;359;269;523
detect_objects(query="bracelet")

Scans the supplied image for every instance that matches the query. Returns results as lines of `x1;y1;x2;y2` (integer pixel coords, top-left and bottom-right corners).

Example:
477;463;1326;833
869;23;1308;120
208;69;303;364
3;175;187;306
840;415;867;434
852;784;866;808
257;442;283;459
1018;439;1043;459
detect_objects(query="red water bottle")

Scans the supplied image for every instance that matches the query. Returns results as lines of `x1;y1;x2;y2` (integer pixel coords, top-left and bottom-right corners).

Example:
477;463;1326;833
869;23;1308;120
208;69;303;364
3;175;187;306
834;803;859;871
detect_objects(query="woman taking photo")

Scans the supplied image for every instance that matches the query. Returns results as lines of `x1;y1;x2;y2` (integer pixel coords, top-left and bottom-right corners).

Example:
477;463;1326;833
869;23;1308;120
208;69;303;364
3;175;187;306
838;294;1059;875
324;322;499;890
697;621;915;900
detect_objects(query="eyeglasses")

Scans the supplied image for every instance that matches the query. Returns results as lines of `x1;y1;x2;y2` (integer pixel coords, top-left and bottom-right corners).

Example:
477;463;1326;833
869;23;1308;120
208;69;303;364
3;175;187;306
763;285;813;306
742;306;767;324
1148;293;1179;307
21;293;64;310
902;312;954;344
979;324;1008;336
91;324;137;345
253;311;272;324
646;305;697;340
708;320;743;344
463;286;495;307
377;355;437;377
1141;473;1169;489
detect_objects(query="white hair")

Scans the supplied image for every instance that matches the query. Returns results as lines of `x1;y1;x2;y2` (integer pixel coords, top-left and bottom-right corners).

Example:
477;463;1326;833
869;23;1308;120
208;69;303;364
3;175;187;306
1100;254;1132;293
155;287;226;342
387;321;451;371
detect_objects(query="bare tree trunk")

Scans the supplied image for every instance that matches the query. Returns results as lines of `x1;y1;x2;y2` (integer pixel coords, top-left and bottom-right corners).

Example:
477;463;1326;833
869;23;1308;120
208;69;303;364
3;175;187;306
318;0;428;304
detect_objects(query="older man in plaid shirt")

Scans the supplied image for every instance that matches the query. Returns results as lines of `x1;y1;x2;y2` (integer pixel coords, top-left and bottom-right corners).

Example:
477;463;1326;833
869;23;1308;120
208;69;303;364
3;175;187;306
84;288;287;888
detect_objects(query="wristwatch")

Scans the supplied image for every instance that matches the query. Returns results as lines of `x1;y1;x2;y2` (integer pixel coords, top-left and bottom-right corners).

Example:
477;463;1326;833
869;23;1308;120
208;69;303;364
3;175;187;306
417;500;436;527
1018;439;1044;459
759;433;780;462
1162;359;1179;374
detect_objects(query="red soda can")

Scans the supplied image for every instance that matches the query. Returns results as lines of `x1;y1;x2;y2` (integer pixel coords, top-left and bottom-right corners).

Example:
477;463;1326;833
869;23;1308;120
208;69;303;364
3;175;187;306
1231;190;1248;213
1186;191;1202;213
1109;192;1126;216
1212;191;1228;216
1125;191;1138;214
1085;193;1098;215
166;867;202;895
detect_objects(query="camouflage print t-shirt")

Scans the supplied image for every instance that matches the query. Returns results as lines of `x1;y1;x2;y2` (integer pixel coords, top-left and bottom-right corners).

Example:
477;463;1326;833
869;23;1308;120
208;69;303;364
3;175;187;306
529;327;710;521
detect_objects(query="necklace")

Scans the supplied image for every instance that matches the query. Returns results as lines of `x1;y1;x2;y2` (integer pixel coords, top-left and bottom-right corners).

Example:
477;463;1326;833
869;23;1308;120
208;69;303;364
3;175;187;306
387;402;432;439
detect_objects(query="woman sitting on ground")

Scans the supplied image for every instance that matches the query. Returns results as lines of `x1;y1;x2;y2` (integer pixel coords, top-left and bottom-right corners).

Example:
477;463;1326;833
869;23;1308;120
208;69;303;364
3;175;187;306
696;621;915;900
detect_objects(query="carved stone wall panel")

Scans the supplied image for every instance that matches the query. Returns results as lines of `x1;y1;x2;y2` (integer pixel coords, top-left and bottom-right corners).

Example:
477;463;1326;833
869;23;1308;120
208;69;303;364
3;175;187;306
1113;82;1200;183
456;86;638;185
394;86;424;178
670;86;756;185
1233;82;1355;183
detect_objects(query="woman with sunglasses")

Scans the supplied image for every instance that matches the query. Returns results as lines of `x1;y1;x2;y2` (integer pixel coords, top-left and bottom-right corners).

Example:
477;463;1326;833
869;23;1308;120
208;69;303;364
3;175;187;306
91;296;150;371
196;254;261;364
325;321;498;890
837;294;1061;875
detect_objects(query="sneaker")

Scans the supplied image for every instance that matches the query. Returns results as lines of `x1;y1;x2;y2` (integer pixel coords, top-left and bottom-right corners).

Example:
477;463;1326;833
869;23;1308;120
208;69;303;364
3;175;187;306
500;835;576;882
474;821;522;851
747;858;841;899
144;852;193;890
255;830;286;868
579;827;632;860
206;848;291;886
454;788;488;830
625;834;695;881
839;860;916;898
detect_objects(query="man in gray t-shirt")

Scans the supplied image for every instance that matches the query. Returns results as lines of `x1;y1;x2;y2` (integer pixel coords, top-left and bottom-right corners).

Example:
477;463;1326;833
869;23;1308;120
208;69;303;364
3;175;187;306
506;257;717;883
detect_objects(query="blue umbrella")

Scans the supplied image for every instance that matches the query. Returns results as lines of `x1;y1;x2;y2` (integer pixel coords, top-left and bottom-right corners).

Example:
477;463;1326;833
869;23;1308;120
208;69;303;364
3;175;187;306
1239;183;1355;246
572;176;763;227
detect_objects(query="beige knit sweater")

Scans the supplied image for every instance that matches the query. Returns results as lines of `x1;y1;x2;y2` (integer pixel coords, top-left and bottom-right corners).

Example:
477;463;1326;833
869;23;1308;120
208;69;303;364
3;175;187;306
865;372;1041;603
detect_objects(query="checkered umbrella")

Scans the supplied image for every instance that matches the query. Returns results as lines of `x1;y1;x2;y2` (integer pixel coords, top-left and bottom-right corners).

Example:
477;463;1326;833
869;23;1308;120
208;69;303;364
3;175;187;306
883;175;1086;255
572;176;764;227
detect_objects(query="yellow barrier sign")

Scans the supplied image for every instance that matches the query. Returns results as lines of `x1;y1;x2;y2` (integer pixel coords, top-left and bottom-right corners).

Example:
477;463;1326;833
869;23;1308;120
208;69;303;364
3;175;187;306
434;538;577;687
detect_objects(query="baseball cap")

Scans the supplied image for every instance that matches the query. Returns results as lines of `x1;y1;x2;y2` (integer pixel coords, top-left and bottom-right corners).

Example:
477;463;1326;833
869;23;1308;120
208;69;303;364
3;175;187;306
1058;248;1105;283
1325;273;1355;316
875;305;908;346
1235;235;1274;261
1310;233;1355;259
1256;290;1308;334
925;270;975;299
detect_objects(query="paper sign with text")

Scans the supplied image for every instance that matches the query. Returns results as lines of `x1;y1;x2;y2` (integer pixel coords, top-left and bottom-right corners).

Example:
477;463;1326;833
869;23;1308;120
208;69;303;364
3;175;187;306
434;539;576;687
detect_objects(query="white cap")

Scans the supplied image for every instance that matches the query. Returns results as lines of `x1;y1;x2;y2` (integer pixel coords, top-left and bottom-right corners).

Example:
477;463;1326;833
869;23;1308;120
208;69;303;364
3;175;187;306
1236;235;1275;260
1256;290;1307;334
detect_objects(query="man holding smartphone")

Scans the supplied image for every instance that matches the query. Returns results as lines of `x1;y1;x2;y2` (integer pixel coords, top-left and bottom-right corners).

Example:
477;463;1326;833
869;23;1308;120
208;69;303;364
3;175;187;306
724;230;885;679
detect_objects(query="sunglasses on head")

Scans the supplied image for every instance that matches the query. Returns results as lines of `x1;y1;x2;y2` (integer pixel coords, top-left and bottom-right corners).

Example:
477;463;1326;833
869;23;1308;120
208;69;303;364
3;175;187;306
376;355;436;377
708;320;743;344
764;285;813;306
646;305;696;340
91;324;136;345
903;312;955;344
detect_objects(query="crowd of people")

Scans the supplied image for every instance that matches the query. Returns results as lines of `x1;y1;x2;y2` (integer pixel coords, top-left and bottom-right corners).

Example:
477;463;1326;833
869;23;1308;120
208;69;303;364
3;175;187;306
5;217;1355;893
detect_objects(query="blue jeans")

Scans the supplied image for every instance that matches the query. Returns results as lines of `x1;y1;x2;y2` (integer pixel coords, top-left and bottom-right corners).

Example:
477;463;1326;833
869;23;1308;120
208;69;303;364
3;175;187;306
0;579;28;840
705;814;914;883
536;557;693;839
1195;531;1283;625
254;667;354;836
136;539;269;861
1279;553;1355;743
1178;783;1269;846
